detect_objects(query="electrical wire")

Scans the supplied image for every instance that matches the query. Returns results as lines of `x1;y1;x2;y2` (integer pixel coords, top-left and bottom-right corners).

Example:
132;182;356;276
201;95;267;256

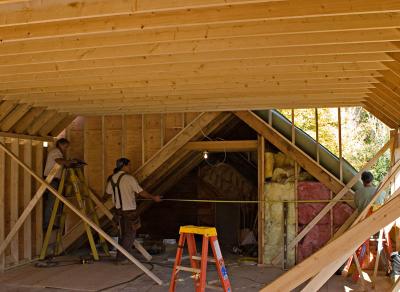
97;262;154;291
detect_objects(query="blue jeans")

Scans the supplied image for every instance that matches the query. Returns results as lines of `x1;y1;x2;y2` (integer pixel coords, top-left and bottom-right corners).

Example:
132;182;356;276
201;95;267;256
43;178;60;230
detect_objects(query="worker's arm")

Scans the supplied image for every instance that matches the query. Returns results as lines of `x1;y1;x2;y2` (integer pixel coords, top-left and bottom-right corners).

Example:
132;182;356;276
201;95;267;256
55;157;72;167
138;190;162;202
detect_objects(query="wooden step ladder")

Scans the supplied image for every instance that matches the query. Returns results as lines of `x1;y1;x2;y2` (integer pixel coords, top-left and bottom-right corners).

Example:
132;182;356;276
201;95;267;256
169;226;232;292
40;164;110;260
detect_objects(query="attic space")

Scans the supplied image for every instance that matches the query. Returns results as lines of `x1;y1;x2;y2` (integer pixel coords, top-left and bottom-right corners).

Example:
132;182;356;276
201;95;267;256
1;1;400;292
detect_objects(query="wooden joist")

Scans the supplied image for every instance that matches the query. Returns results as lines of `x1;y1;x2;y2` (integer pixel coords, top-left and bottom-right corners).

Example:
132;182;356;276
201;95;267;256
261;186;400;292
0;103;31;132
183;140;257;152
234;111;353;198
134;112;220;182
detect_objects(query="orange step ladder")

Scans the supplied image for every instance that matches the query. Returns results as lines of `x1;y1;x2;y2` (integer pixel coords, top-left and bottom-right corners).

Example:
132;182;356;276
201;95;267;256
169;226;232;292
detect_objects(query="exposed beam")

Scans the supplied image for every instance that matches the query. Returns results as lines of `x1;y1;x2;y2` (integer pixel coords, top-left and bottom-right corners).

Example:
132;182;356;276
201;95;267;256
234;111;354;200
134;112;220;182
0;101;17;123
0;70;383;93
50;115;76;136
11;107;45;134
26;110;57;136
183;140;257;152
261;186;400;292
38;112;68;137
0;103;31;132
0;131;55;142
1;0;400;42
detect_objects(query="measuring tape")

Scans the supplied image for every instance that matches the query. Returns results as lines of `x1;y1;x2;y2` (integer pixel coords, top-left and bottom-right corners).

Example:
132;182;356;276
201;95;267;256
137;198;353;204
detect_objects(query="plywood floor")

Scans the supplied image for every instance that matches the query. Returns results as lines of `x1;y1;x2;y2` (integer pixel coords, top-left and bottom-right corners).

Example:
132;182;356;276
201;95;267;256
0;255;393;291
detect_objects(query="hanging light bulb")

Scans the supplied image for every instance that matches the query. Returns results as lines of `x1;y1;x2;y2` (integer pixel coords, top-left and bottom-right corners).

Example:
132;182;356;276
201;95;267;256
203;150;209;160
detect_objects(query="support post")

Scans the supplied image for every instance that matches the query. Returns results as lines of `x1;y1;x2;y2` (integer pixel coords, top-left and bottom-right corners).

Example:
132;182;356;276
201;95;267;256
258;135;265;265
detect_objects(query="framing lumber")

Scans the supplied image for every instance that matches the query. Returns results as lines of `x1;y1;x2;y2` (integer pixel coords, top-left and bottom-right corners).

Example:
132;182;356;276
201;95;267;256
50;115;76;137
0;137;4;269
134;112;220;182
234;111;353;199
303;158;400;291
10;138;19;263
23;139;32;260
0;103;31;132
258;135;265;265
272;137;391;264
0;101;17;122
0;141;163;285
261;186;400;292
34;141;43;256
0;131;54;142
1;0;400;43
38;112;68;137
26;110;57;136
12;107;45;134
183;140;257;152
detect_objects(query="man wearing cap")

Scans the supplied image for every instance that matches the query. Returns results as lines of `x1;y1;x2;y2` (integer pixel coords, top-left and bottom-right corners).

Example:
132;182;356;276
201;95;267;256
106;158;161;263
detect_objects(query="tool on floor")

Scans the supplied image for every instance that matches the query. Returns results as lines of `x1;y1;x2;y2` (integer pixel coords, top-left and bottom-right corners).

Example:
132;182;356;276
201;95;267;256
169;226;232;292
40;162;110;260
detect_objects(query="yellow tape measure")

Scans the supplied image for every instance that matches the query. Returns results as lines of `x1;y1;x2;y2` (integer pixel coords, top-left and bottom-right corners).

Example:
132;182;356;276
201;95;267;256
137;198;352;204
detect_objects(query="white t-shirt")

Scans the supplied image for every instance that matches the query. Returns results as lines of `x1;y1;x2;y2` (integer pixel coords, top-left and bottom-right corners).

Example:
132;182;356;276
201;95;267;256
44;148;64;179
106;171;143;211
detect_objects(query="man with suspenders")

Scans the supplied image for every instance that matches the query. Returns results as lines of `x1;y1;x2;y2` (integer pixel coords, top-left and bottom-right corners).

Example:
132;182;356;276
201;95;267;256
106;158;161;263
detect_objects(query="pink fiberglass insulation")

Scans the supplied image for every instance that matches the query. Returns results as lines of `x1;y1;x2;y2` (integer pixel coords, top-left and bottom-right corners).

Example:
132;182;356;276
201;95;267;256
297;181;354;263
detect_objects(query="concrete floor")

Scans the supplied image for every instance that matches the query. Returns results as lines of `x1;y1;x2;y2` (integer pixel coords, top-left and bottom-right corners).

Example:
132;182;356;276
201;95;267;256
0;253;394;291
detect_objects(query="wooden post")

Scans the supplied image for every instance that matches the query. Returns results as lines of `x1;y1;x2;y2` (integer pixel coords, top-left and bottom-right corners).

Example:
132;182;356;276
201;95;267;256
292;109;299;264
0;137;5;269
34;141;43;256
10;138;19;263
0;141;163;285
258;135;265;265
23;139;32;260
338;107;343;182
315;108;320;163
272;138;392;264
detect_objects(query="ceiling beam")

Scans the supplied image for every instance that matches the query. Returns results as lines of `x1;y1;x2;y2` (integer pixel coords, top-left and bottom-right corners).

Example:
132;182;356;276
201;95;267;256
1;0;400;42
183;140;257;152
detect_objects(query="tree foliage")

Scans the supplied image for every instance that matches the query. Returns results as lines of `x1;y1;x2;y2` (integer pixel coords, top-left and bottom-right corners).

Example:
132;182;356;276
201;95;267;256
279;107;390;184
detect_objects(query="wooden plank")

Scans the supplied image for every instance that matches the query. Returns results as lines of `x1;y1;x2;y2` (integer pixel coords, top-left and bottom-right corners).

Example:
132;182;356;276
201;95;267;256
26;110;57;136
272;137;391;264
0;101;17;122
12;107;45;134
34;141;43;256
2;1;400;43
134;112;220;182
261;186;400;292
23;139;32;260
10;138;19;264
257;135;265;265
0;131;54;142
0;137;5;269
303;158;400;291
0;103;31;132
38;112;68;137
50;115;76;137
183;140;257;152
0;142;163;285
234;111;353;198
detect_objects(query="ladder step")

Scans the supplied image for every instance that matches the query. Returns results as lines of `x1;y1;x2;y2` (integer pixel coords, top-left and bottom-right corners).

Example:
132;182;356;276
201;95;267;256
191;255;216;263
176;266;201;273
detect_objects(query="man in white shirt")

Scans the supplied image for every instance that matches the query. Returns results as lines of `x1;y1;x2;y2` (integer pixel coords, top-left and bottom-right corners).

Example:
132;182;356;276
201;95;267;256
43;138;71;230
106;158;161;263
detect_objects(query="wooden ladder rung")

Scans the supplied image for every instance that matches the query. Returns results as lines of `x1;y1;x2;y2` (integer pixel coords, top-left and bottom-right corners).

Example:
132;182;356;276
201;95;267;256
191;255;216;263
176;266;201;273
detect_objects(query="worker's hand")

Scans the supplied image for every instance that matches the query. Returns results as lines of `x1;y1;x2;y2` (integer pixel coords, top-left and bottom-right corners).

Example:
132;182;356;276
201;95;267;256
152;195;162;202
